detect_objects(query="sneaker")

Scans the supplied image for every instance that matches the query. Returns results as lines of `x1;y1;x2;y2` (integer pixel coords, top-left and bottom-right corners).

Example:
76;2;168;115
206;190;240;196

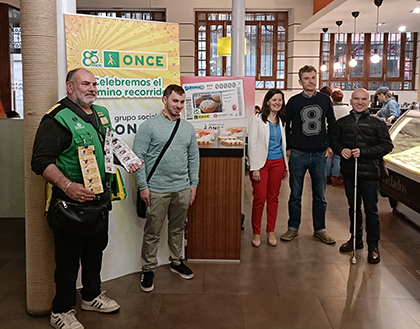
314;232;336;244
50;309;84;329
140;271;154;292
280;229;299;241
81;291;120;314
170;260;194;279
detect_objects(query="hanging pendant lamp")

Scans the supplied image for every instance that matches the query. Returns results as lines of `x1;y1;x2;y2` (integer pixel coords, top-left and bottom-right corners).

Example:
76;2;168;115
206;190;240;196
320;28;328;72
349;11;360;68
371;0;383;64
334;21;343;70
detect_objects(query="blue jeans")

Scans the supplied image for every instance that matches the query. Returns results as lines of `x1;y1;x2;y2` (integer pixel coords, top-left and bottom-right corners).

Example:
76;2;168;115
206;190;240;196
325;153;341;177
343;177;380;247
288;149;327;232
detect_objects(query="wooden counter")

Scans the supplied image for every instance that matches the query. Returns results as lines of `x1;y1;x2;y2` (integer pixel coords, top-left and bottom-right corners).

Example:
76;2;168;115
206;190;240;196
187;140;243;260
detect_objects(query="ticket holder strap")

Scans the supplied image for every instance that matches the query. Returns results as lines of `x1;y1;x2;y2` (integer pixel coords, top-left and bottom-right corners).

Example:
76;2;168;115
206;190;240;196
60;97;110;188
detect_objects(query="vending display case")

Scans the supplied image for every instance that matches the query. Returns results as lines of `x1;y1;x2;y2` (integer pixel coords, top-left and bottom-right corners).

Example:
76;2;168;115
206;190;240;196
380;110;420;226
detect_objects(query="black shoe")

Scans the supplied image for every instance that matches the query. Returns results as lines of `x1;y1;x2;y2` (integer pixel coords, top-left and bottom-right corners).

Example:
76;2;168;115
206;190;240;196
368;246;380;264
140;271;154;292
339;238;363;253
170;260;194;279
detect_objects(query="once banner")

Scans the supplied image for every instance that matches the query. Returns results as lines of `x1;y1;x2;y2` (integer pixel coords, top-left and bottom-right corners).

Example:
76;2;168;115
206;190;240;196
65;13;180;144
64;14;180;281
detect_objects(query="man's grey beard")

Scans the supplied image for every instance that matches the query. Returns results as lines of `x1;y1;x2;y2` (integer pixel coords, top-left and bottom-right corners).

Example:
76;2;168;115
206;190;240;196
76;95;96;108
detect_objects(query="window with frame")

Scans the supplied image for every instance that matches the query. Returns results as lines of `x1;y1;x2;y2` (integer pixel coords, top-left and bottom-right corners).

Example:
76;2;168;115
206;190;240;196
196;11;288;90
77;10;166;21
320;32;417;90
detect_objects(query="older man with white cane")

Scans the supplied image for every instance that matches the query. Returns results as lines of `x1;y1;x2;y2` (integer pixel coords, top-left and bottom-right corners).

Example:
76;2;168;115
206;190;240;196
331;88;393;264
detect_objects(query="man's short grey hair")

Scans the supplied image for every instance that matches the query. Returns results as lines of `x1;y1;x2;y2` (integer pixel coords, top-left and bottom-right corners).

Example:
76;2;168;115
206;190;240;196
66;68;84;82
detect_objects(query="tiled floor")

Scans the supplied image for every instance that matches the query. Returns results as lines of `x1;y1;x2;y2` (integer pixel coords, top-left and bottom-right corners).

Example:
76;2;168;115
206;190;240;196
2;174;420;328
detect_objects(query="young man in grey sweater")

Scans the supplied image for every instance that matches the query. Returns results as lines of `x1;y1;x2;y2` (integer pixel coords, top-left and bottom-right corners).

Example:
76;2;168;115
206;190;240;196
133;84;199;292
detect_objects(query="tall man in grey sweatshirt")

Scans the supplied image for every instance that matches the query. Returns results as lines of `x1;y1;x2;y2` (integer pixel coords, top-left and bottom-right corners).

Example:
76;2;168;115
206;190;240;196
133;84;199;292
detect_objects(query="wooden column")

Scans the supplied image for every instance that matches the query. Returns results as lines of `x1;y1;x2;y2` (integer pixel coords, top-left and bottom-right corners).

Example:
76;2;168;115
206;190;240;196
21;0;58;316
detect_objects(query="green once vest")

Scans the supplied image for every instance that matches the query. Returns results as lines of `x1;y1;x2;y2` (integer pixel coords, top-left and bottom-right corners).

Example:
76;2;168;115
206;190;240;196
52;104;112;184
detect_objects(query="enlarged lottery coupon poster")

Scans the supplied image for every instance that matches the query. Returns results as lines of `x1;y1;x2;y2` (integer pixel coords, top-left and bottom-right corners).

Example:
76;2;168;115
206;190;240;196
183;79;245;122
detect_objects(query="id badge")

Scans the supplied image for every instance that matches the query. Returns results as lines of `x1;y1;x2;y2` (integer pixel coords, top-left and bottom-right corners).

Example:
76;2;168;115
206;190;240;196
97;111;110;126
100;116;110;125
78;145;104;194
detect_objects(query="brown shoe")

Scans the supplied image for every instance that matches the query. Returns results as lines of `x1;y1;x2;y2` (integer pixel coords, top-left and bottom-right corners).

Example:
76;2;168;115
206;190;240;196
339;238;363;252
326;176;332;184
331;177;343;186
368;246;380;264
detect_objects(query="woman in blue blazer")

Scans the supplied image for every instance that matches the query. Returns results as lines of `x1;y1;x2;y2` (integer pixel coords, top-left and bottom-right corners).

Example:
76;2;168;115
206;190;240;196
248;89;289;247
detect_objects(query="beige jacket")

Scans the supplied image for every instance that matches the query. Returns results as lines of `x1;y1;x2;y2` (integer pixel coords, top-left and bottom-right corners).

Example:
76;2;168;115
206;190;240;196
248;113;288;172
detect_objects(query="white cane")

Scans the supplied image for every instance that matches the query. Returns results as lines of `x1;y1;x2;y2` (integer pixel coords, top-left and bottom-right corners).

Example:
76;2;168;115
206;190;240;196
351;157;358;265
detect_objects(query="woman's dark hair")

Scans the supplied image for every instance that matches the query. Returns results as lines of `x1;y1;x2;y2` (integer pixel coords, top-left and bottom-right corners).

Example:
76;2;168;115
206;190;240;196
319;86;332;96
260;89;286;125
331;89;344;102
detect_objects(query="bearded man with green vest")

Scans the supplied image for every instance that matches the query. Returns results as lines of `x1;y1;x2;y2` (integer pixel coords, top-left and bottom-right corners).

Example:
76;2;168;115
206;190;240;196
31;68;141;329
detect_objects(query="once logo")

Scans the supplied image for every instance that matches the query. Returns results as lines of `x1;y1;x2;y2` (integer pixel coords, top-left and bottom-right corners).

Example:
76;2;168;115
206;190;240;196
75;122;85;130
103;51;120;68
103;50;168;70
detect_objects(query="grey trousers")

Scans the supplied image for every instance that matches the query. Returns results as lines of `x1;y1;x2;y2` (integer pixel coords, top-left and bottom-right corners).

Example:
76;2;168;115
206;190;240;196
141;188;191;271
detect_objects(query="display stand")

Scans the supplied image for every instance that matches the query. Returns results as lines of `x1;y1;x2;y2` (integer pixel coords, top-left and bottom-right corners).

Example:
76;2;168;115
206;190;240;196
187;140;243;260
